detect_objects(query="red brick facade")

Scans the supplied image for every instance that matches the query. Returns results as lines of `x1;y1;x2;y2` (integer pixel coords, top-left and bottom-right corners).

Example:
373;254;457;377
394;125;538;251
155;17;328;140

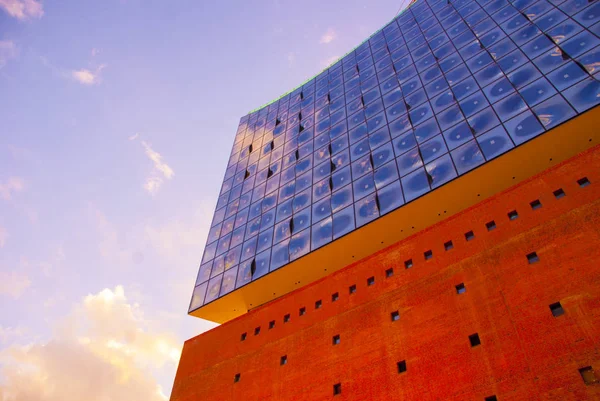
171;146;600;401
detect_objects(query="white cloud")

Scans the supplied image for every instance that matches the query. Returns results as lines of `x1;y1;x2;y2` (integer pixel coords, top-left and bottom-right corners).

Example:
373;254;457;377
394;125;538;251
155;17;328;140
0;286;181;401
129;133;140;141
0;270;31;298
319;28;337;44
321;55;340;68
139;141;174;196
0;326;26;344
0;40;17;69
72;64;106;85
0;0;43;20
0;225;7;248
0;176;25;200
287;51;296;67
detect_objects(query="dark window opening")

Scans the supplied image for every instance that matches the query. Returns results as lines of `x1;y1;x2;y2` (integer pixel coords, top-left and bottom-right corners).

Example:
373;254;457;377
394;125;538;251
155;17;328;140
234;373;241;383
269;320;275;329
327;93;331;103
299;307;306;316
349;284;356;294
250;259;256;277
267;168;274;178
397;360;407;373
299;124;305;133
391;311;400;321
298;112;302;121
315;300;322;309
549;302;564;317
240;332;247;341
284;314;290;323
424;250;433;260
579;366;598;385
578;177;591;187
248;144;253;153
254;326;260;335
530;199;542;210
332;335;340;345
280;355;287;366
444;240;454;251
386;268;394;278
486;220;496;231
269;141;274;151
554;188;566;199
367;276;375;286
244;170;250;179
300;91;304;100
456;283;466;294
405;259;413;269
526;252;539;264
484;396;498;401
469;333;481;347
332;292;339;302
333;383;342;396
275;117;281;126
465;231;475;241
508;210;519;220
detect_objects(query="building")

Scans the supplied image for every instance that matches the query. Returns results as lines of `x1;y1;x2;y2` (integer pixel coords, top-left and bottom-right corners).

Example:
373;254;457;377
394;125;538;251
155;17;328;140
171;0;600;398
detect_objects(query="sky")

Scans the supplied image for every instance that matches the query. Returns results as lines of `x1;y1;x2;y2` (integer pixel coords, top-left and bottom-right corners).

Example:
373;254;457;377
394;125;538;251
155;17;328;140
0;0;406;399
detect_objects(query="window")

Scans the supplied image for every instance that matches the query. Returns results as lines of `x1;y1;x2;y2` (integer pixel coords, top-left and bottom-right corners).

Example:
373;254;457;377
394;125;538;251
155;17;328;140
333;383;342;395
299;307;306;316
530;199;542;210
332;292;339;302
469;333;481;347
553;188;566;199
444;240;454;251
484;396;498;401
386;268;394;278
391;311;400;321
349;284;357;294
549;302;564;317
254;327;260;335
486;220;496;231
579;366;598;385
315;300;322;309
284;314;290;323
332;334;340;345
240;332;247;341
424;250;433;260
269;320;275;329
280;355;287;365
405;259;413;269
527;252;539;264
508;210;519;220
456;283;466;294
465;231;475;241
367;276;375;286
234;373;241;383
577;177;591;187
397;360;407;373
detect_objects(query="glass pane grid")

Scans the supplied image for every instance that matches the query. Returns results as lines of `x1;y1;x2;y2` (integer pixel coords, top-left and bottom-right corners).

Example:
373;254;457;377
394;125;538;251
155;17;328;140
189;0;600;312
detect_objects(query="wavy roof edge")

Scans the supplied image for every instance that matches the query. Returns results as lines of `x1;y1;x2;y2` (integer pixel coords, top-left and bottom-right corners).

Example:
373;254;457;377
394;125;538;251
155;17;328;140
246;1;417;115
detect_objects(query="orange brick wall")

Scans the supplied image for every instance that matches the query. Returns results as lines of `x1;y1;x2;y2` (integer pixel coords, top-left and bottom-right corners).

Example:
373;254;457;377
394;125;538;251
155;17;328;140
171;146;600;401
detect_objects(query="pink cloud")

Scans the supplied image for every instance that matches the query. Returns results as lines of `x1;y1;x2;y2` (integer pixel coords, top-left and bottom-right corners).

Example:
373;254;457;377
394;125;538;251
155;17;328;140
0;0;43;20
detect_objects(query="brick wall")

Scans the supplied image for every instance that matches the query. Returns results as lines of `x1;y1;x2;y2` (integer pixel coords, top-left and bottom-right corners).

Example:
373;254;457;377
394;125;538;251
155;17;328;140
171;145;600;401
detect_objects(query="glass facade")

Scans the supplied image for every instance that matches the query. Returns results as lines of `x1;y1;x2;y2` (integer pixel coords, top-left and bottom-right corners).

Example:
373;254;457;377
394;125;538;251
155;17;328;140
190;0;600;312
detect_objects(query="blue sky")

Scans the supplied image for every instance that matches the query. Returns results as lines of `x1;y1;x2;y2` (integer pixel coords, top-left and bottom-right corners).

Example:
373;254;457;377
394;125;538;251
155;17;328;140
0;0;405;398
